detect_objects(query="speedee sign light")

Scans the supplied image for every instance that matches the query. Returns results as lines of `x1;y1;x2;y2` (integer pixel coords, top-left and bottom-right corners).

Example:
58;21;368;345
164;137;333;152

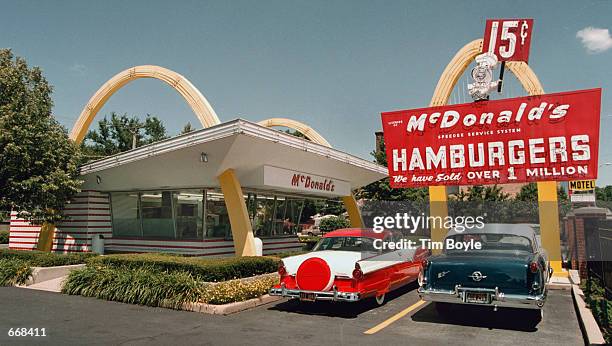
381;88;601;188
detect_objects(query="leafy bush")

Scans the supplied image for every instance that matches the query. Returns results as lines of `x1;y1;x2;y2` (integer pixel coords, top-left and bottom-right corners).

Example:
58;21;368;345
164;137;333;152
298;236;320;251
581;277;612;343
200;275;278;305
0;249;96;267
86;254;280;282
319;216;350;233
0;258;32;286
63;266;278;308
0;230;8;244
275;250;308;258
63;266;201;309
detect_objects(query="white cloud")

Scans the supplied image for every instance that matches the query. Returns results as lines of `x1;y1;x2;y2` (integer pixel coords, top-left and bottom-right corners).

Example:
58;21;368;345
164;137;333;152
576;27;612;54
69;63;87;74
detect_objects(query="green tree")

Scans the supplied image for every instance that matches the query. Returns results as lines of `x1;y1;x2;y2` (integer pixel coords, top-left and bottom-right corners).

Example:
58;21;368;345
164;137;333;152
453;185;509;202
515;182;569;202
356;137;428;201
284;129;306;139
181;122;194;134
596;186;612;201
319;216;350;233
0;49;82;250
81;112;168;161
515;182;538;201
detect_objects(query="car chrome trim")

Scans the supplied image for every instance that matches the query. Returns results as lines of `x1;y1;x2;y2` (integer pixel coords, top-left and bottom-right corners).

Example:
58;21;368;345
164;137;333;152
269;283;360;302
418;284;547;310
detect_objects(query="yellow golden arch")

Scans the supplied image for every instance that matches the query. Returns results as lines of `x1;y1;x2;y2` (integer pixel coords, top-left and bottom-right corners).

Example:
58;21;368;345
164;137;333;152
428;39;563;275
71;65;361;256
70;65;221;143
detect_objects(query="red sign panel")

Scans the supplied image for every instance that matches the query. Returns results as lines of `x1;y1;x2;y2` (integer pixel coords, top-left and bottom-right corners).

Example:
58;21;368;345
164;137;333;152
482;18;533;62
381;89;601;188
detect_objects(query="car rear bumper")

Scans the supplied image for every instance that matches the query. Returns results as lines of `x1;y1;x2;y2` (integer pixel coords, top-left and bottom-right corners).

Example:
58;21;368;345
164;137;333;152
269;283;360;302
418;285;546;310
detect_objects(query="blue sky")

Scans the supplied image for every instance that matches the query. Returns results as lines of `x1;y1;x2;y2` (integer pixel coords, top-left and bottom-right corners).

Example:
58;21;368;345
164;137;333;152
2;0;612;184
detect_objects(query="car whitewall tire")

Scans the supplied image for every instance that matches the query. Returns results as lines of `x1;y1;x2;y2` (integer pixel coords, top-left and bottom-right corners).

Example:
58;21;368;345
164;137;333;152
375;294;385;305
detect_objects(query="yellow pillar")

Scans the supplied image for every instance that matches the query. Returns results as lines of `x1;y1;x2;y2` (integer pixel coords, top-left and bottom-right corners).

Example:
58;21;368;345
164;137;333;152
537;181;565;276
36;222;56;252
218;169;256;256
342;195;364;228
428;186;448;254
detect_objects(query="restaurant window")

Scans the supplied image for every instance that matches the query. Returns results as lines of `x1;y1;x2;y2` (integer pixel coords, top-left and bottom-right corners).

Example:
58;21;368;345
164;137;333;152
110;192;141;237
141;192;175;238
205;190;231;238
111;190;206;240
174;191;204;240
246;192;305;237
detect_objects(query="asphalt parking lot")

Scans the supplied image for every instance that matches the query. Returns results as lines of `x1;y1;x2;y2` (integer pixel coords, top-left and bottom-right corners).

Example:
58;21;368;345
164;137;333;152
0;285;584;346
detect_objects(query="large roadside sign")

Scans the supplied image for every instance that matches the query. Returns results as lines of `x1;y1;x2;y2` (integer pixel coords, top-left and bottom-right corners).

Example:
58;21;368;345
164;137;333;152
381;88;601;188
482;18;533;62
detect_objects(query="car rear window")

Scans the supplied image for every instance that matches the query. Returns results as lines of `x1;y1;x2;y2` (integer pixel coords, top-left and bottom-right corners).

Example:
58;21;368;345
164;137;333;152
445;233;533;253
313;237;376;252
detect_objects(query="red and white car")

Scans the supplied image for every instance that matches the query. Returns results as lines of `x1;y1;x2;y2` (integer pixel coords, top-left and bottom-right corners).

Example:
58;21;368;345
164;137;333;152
270;228;428;305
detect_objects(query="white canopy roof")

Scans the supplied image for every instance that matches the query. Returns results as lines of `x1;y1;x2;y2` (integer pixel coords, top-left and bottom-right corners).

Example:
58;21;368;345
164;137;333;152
79;119;387;197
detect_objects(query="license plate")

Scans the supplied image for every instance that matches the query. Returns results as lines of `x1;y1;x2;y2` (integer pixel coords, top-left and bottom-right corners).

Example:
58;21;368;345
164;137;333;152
299;292;316;301
464;292;490;304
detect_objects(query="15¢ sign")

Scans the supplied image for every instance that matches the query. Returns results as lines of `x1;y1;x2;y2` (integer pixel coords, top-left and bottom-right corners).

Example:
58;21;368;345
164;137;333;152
482;18;533;62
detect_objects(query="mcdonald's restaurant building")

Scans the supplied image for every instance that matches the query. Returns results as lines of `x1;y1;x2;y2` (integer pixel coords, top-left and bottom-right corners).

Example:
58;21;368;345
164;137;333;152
9;119;386;257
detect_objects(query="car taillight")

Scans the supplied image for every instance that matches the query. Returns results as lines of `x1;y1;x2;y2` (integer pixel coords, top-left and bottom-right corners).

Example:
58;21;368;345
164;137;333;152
278;262;287;277
529;262;539;274
352;263;364;280
418;269;427;287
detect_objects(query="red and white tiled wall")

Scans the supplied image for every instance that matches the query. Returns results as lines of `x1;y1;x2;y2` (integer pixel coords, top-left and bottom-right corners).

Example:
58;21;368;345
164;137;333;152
9;190;111;253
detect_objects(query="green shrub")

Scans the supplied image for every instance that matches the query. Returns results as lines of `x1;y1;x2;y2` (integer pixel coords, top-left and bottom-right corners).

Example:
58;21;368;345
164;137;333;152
275;250;308;258
0;249;96;267
63;266;201;309
298;236;320;250
0;258;32;286
86;254;280;282
581;277;612;343
63;266;278;308
200;275;278;305
319;216;350;233
0;230;8;244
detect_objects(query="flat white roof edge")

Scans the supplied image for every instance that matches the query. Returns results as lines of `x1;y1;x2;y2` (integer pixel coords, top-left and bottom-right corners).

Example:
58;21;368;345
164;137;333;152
79;119;388;176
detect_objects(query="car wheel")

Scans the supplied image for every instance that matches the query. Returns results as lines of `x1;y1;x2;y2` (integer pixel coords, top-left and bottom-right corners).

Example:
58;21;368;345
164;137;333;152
375;294;386;306
307;232;314;236
526;309;543;325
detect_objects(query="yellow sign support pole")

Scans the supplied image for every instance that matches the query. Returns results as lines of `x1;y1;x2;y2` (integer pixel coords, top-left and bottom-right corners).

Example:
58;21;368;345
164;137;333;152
427;39;565;276
428;186;448;255
537;181;565;276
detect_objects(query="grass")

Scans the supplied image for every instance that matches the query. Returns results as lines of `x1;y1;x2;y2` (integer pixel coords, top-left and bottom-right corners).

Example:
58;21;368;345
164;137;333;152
63;265;279;308
63;266;202;309
0;258;32;286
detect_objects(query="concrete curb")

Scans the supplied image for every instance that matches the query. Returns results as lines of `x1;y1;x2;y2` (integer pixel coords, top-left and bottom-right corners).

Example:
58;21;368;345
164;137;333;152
571;284;606;345
25;264;85;286
183;294;282;315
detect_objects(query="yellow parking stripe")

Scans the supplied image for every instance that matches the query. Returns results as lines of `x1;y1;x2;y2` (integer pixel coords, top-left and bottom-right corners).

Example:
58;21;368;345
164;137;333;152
364;300;427;335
